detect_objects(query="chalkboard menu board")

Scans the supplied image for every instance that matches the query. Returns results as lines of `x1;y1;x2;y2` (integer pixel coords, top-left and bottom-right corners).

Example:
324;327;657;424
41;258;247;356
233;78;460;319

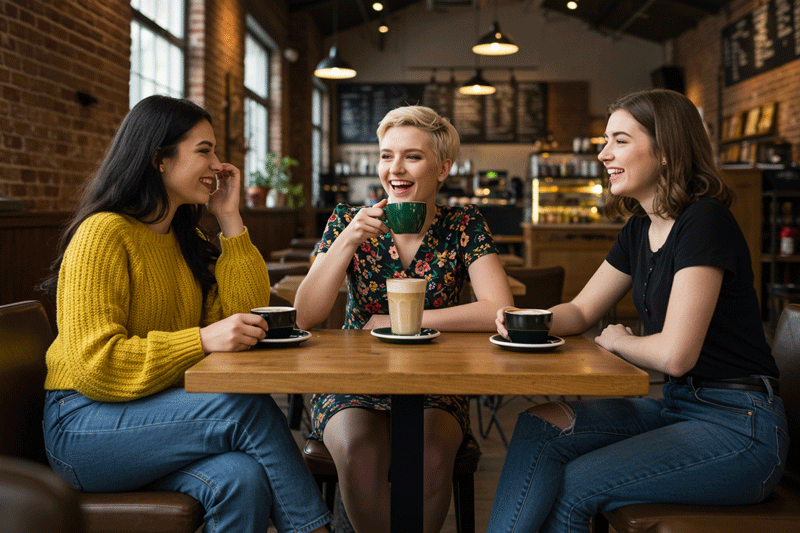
722;0;800;86
338;81;548;144
338;83;426;144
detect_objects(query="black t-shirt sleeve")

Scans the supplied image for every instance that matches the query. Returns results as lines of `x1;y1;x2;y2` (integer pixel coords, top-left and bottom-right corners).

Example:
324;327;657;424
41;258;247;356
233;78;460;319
606;217;635;275
673;200;738;276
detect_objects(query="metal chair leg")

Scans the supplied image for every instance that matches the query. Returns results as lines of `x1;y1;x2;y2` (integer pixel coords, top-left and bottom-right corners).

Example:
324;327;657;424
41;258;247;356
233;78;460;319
475;395;509;448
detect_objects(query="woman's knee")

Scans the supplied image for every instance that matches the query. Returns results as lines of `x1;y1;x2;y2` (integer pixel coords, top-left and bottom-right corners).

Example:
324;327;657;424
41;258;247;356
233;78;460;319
197;452;271;505
422;415;462;498
525;402;575;430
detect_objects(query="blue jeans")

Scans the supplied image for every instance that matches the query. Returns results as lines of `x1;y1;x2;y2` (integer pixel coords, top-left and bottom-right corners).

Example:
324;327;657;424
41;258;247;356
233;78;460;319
43;389;331;533
487;378;789;533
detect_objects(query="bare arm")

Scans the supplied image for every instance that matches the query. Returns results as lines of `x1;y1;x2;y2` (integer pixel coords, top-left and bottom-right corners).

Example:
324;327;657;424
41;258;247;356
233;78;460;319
594;265;723;376
295;201;389;329
365;253;515;332
495;260;632;338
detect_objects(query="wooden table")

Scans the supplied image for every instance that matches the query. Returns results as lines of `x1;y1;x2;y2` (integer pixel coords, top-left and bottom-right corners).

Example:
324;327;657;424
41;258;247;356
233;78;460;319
185;329;649;532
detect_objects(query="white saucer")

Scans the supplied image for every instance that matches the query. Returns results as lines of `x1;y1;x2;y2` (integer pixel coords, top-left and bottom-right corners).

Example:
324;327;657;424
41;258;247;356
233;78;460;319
489;334;564;352
370;327;440;344
258;329;311;345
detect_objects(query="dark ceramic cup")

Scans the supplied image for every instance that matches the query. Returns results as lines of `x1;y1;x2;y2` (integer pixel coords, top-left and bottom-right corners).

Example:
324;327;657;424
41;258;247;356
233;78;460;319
251;306;297;339
504;308;553;344
382;201;426;234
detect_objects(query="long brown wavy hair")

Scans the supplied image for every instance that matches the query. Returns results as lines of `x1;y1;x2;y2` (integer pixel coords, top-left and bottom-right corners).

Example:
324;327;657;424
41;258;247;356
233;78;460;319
603;89;733;219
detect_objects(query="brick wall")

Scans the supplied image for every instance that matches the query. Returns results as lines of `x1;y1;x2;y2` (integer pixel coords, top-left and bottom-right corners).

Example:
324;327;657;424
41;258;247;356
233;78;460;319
0;0;131;211
674;0;800;163
0;0;321;213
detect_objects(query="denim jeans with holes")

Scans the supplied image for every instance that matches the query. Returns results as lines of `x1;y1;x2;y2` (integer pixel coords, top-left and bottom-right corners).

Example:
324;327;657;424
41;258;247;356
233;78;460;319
43;389;331;533
487;378;789;533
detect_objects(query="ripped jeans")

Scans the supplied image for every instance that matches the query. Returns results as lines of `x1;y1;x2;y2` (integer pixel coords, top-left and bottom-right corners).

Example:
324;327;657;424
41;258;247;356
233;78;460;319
487;379;789;533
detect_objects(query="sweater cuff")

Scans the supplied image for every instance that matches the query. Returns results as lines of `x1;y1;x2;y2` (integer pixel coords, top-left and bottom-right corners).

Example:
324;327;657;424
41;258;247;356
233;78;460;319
219;227;256;256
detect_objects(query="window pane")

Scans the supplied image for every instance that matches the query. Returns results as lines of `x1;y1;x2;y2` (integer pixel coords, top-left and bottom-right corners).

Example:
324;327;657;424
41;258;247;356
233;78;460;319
129;28;184;104
245;97;268;180
244;34;268;99
312;89;321;127
312;129;321;206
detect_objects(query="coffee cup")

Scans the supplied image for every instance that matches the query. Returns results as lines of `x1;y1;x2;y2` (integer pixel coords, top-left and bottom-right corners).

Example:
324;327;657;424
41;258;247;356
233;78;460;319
382;201;426;234
385;278;427;335
504;308;553;344
251;306;296;339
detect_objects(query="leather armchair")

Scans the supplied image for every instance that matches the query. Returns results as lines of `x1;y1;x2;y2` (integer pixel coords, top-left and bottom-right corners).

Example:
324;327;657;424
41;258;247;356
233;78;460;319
0;300;204;533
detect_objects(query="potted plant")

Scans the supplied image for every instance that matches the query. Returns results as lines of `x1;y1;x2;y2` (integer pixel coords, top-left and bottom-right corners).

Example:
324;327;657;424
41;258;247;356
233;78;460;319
246;169;270;208
248;153;303;208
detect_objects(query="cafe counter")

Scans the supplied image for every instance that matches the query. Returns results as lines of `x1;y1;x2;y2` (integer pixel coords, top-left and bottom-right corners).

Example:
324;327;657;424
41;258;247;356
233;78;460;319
522;222;636;318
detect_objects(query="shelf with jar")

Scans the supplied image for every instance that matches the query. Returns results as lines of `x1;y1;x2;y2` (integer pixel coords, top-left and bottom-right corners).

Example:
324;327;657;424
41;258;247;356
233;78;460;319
526;151;607;225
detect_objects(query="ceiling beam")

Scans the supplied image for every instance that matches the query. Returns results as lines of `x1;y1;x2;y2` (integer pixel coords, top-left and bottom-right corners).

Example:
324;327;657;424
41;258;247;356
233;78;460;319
665;0;724;16
613;0;657;38
591;0;624;27
287;0;329;13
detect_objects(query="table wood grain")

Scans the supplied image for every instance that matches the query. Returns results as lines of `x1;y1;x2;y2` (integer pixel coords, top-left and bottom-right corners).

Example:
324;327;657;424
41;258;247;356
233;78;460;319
185;329;649;397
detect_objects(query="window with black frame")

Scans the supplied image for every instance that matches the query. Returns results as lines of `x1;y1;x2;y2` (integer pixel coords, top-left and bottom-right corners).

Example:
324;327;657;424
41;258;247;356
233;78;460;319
244;17;275;181
129;0;185;107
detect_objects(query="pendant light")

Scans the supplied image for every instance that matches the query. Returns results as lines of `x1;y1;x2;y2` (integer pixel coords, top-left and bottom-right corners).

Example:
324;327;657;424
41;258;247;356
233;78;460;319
460;6;495;95
315;0;356;79
459;68;496;95
473;0;518;56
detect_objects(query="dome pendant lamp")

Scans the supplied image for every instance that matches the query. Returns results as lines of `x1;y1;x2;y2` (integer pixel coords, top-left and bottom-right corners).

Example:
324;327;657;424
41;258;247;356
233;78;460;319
315;0;357;79
458;68;496;96
473;0;518;56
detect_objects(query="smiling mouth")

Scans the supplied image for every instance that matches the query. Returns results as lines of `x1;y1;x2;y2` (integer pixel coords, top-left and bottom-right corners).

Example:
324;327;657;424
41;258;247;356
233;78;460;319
200;177;214;190
390;180;413;192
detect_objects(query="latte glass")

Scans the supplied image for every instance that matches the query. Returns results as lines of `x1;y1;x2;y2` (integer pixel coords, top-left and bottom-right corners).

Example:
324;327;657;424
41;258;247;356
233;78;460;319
385;278;427;335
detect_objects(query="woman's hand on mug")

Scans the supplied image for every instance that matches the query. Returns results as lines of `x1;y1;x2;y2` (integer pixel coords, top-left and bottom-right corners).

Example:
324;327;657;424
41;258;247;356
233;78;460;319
341;198;390;246
199;313;267;353
495;306;517;340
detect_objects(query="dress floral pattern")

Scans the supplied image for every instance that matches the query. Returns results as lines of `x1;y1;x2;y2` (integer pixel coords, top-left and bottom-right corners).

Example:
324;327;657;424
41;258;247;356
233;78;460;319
309;203;498;440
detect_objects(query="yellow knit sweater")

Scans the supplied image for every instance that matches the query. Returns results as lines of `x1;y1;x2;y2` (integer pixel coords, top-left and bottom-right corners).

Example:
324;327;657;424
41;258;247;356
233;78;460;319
44;212;272;402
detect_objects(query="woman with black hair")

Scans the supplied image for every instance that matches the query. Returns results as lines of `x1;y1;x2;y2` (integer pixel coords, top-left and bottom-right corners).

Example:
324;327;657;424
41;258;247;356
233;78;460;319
41;95;331;533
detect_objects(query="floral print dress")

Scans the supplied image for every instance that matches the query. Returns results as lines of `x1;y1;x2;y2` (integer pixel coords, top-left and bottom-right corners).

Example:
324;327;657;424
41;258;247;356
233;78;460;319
309;203;498;440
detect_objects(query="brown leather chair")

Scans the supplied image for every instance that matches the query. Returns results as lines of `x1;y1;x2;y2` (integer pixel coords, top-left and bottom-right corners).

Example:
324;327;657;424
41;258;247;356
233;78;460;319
0;455;85;533
0;300;204;533
303;432;482;533
594;303;800;533
504;265;566;311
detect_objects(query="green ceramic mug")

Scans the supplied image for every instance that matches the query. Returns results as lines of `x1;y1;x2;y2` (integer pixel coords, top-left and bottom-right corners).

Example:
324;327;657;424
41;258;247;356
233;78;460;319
382;201;426;234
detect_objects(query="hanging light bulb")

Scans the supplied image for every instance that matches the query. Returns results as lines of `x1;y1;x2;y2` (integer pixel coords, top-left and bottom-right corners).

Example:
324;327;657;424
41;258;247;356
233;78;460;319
473;0;518;56
379;24;388;33
315;0;357;80
567;1;578;10
458;69;496;95
314;45;357;79
372;2;384;11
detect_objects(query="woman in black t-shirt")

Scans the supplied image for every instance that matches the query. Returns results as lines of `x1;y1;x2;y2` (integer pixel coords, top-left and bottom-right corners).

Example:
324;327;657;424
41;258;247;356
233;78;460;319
488;89;788;533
